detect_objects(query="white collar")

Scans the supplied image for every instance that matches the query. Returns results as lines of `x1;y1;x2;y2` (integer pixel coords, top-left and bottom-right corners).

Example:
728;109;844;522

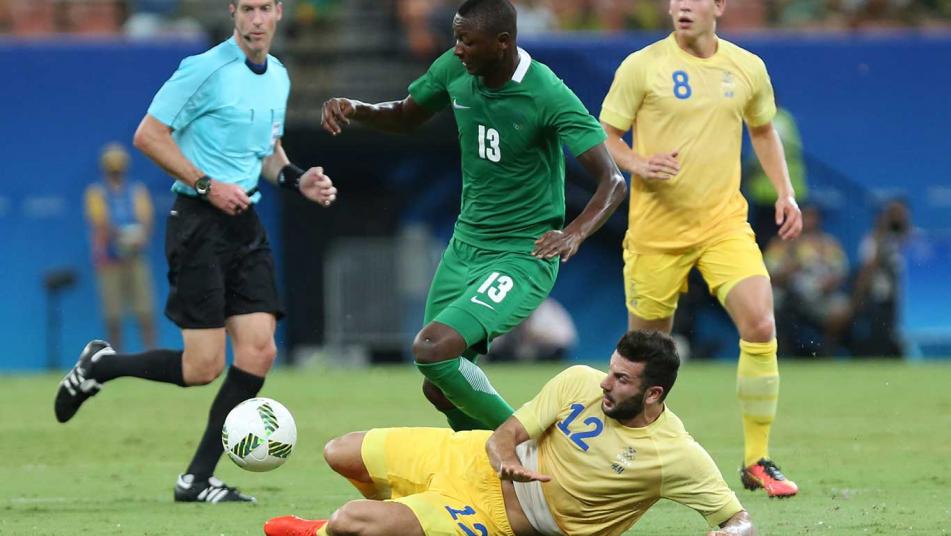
512;47;531;83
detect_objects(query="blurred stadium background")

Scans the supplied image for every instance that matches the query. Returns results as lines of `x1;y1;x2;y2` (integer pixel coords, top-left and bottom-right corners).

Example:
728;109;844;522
3;1;951;535
2;0;950;370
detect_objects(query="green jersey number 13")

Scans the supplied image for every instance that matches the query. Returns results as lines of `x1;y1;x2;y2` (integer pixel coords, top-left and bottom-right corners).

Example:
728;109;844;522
477;124;501;163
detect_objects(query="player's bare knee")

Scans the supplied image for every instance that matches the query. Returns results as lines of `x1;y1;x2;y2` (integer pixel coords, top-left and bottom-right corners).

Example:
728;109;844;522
235;340;277;372
323;434;359;475
412;334;441;364
741;314;776;342
327;501;372;536
182;348;225;385
325;432;370;481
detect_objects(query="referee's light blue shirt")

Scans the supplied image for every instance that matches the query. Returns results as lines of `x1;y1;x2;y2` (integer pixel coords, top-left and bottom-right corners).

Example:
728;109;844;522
146;37;290;202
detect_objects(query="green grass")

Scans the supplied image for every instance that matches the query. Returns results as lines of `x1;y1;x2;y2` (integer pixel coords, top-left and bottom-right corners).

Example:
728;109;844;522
2;360;950;535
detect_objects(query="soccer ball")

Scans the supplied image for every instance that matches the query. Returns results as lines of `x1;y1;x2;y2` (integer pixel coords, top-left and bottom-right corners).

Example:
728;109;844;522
222;397;297;472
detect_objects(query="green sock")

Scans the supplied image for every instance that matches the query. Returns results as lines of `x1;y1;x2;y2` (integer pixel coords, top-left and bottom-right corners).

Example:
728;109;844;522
443;407;485;431
417;357;514;429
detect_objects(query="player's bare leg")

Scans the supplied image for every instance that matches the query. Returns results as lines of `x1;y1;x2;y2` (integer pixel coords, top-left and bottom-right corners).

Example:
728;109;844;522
265;501;424;536
723;275;798;498
627;313;674;334
177;314;275;503
180;328;228;385
413;322;513;429
323;432;388;500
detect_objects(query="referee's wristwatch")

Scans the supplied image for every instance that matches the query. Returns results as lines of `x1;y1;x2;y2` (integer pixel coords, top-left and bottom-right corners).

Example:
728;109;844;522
194;176;212;198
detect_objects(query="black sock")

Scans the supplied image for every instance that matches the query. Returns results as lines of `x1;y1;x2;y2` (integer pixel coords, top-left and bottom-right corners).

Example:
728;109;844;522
186;365;265;480
91;349;186;387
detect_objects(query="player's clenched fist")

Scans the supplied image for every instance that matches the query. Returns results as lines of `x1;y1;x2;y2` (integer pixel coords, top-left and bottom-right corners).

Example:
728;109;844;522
299;166;337;207
321;98;355;136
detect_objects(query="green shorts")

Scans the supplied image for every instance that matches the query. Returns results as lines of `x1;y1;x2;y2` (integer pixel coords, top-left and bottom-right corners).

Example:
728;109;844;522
424;238;559;354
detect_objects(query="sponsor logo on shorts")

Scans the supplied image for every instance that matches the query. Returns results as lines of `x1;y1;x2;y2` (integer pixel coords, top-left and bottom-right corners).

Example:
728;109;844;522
470;296;496;311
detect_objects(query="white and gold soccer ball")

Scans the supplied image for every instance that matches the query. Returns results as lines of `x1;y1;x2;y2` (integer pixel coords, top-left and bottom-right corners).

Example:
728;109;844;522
222;397;297;472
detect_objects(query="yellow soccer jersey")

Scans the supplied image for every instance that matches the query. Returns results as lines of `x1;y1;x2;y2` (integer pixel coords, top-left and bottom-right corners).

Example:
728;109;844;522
600;33;776;253
514;365;742;536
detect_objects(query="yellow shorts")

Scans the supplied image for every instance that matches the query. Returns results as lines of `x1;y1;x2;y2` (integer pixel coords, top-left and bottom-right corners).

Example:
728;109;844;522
361;428;514;536
623;230;769;320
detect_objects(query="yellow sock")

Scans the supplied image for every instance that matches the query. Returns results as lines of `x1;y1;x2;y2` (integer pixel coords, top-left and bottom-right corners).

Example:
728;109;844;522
316;526;329;536
736;339;779;466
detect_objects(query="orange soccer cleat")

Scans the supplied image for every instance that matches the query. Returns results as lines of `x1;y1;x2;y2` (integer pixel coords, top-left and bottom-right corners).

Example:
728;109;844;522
740;459;799;498
263;515;328;536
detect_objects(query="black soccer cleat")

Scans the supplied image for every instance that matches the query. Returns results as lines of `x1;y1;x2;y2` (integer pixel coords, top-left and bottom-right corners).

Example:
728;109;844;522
174;474;256;504
54;340;113;423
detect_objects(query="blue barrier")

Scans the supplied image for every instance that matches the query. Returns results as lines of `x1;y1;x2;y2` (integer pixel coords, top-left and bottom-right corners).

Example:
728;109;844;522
2;33;949;369
0;39;215;371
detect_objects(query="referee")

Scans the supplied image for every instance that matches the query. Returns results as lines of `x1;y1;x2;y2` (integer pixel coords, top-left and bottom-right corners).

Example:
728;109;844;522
54;0;336;503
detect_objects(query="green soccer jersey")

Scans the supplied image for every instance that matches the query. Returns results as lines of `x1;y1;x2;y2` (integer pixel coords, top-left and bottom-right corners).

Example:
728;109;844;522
409;48;607;253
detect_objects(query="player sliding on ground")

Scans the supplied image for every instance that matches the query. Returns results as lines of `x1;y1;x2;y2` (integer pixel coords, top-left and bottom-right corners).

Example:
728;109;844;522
321;0;626;432
599;0;802;497
264;331;756;536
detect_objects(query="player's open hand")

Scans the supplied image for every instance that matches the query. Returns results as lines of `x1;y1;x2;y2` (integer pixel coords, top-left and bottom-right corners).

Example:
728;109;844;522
775;194;802;241
498;462;552;483
532;230;582;263
321;98;355;136
299;167;337;207
208;179;252;216
638;151;680;181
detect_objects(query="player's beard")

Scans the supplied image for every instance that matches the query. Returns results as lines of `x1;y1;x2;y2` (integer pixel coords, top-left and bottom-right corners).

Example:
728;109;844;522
603;391;646;421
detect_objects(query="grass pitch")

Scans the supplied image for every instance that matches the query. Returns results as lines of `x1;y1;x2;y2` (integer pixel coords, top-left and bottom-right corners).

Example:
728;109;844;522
2;360;950;535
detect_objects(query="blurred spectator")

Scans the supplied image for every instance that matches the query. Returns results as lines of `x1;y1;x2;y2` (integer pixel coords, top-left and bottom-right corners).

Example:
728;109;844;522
84;143;157;351
62;0;125;34
850;198;912;357
487;298;577;362
744;105;808;250
397;0;455;60
512;0;557;34
294;0;342;28
719;0;768;30
7;0;57;35
765;205;851;356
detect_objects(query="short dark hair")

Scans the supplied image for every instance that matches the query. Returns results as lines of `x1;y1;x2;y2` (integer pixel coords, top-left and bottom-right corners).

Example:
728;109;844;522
230;0;280;6
457;0;517;38
616;331;680;401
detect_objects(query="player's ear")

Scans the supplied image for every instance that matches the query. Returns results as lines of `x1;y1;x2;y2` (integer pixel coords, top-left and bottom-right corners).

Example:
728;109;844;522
229;1;236;18
714;0;727;17
646;386;665;405
497;31;512;55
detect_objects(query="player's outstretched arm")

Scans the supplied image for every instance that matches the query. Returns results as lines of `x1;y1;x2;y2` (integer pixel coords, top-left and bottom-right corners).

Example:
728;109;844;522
707;510;755;536
748;122;801;241
532;143;627;263
486;416;552;483
321;96;435;135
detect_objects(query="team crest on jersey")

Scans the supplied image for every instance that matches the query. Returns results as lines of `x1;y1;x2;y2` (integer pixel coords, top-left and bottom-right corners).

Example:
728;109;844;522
611;446;637;474
721;71;736;98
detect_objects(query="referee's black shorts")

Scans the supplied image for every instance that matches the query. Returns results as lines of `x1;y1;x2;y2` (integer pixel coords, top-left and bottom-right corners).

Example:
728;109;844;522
164;194;284;329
